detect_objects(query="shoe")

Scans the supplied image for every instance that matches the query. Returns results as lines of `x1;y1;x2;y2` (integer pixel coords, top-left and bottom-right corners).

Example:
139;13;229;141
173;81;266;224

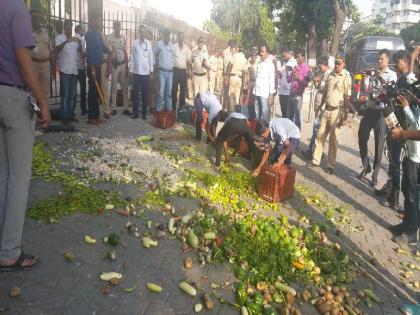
302;149;313;160
87;119;99;125
123;109;131;116
104;114;111;119
141;115;147;120
370;176;378;187
306;162;320;168
388;223;405;236
130;115;139;119
81;111;87;116
111;110;117;116
357;164;371;179
96;118;106;124
382;189;400;211
327;167;334;175
374;180;391;197
392;232;417;247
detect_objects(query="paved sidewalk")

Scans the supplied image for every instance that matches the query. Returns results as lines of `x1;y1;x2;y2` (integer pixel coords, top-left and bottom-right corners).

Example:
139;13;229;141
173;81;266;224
0;93;418;315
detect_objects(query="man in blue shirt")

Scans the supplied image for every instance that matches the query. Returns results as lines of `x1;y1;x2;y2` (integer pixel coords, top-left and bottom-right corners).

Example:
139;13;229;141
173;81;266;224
0;0;50;271
84;16;110;125
194;91;222;142
153;29;175;112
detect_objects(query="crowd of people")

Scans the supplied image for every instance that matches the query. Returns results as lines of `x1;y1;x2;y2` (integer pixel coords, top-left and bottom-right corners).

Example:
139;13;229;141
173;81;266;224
0;0;419;275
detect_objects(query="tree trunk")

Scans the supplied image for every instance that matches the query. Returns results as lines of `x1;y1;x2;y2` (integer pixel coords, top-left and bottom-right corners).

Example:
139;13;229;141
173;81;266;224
307;22;317;67
331;0;346;57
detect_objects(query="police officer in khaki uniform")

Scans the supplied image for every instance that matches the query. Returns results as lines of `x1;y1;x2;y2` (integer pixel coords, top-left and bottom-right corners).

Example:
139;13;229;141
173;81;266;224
226;46;248;113
192;37;210;97
215;50;224;92
308;57;352;174
100;31;112;118
208;48;218;93
30;9;53;97
221;39;235;109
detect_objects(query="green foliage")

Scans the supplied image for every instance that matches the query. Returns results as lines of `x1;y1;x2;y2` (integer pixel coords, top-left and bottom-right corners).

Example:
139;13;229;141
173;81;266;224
346;19;394;46
209;0;276;52
400;22;420;47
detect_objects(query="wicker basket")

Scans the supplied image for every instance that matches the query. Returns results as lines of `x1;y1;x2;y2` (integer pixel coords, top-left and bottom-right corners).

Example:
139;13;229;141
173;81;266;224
153;110;176;129
192;109;208;130
258;164;296;203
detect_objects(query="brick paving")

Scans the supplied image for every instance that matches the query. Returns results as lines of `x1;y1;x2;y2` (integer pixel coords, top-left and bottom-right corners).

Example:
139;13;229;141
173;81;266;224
0;93;419;314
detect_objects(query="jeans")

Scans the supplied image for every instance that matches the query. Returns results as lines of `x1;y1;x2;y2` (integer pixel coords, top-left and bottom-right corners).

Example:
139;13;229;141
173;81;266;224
386;133;402;190
156;70;173;111
132;74;149;118
77;69;87;115
0;86;35;260
172;68;187;110
87;65;101;120
279;94;289;117
240;105;255;119
401;158;420;234
309;113;322;154
195;94;204;140
270;138;300;165
60;72;77;122
288;95;303;129
254;95;270;122
358;109;386;181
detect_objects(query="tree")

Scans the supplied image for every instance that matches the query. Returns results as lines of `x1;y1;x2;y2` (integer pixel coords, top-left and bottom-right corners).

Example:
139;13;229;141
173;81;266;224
331;0;360;56
344;17;393;48
400;22;420;47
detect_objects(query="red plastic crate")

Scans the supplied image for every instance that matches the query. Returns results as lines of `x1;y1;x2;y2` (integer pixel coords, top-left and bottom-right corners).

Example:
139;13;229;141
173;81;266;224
153;110;176;129
258;164;296;203
248;118;256;132
192;110;208;130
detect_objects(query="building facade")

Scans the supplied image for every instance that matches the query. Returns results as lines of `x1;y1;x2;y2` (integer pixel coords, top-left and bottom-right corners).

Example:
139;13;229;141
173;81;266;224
372;0;420;34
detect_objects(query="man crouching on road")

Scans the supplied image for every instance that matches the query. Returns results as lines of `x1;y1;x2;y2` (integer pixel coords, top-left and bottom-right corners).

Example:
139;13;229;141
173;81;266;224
252;118;300;177
195;91;223;142
214;112;255;167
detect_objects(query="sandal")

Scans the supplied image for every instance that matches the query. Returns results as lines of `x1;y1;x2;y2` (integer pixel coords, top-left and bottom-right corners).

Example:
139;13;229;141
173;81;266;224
0;252;38;272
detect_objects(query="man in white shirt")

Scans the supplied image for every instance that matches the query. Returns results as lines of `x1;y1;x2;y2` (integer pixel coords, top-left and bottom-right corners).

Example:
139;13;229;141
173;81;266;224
192;36;210;97
130;26;154;119
279;49;297;117
109;21;128;116
55;19;80;124
172;32;191;111
253;44;276;122
75;24;86;116
252;117;301;176
194;91;222;142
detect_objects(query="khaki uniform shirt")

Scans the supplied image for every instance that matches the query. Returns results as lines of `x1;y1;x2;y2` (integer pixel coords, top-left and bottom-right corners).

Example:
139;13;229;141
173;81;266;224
174;43;192;69
223;47;232;73
208;55;217;72
109;33;126;64
31;28;52;60
325;70;352;108
102;33;112;63
229;52;248;76
217;56;224;71
192;48;209;74
248;56;260;82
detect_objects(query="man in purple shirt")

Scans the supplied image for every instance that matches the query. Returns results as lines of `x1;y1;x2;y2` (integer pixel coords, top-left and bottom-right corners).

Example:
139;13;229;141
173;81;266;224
287;49;309;129
0;0;50;271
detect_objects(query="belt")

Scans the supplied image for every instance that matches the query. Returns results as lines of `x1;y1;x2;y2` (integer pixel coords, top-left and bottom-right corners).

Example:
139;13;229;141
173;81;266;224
325;105;339;111
159;68;173;72
0;83;25;90
194;72;206;76
174;67;187;71
112;61;126;67
32;58;49;63
230;74;242;78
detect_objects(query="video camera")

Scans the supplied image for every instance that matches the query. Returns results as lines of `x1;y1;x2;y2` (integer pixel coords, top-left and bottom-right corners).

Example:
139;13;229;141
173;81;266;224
306;66;322;83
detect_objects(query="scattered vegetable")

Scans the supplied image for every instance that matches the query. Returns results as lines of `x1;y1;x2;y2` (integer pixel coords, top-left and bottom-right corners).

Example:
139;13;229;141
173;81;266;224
179;282;196;296
147;283;163;293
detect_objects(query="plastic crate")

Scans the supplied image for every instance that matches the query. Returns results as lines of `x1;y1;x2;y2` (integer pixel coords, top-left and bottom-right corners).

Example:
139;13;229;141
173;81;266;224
248;118;256;132
192;109;208;130
153;110;176;129
258;164;296;203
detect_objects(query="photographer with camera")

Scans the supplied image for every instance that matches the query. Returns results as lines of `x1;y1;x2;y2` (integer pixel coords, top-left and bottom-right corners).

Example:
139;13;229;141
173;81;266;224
389;93;419;247
358;50;397;187
303;57;331;159
377;51;413;211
